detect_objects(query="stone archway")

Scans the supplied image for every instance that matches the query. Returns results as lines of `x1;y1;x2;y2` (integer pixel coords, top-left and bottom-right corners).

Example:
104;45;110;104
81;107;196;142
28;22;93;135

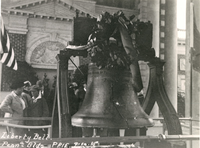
26;38;79;70
30;41;65;69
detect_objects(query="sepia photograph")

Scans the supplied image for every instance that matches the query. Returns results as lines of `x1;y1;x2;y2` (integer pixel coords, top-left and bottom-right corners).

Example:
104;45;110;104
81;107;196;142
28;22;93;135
0;0;199;148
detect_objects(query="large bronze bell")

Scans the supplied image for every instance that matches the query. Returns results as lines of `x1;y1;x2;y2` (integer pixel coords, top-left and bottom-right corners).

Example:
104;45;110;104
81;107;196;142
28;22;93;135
72;63;154;128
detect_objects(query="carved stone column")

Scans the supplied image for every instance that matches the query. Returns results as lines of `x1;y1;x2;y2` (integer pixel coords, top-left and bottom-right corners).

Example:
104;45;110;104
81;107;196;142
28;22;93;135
192;0;200;126
146;0;160;120
164;0;178;111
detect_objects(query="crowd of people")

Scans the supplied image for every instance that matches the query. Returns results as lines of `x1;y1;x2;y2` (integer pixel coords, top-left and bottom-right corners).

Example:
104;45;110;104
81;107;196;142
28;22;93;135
0;79;50;137
0;73;87;138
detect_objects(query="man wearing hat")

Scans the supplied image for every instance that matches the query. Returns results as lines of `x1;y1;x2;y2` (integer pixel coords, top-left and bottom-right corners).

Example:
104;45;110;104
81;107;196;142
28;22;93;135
0;79;29;136
26;85;49;137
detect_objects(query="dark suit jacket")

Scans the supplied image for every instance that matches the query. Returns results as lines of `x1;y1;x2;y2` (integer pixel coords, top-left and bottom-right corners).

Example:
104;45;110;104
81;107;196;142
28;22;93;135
26;97;49;126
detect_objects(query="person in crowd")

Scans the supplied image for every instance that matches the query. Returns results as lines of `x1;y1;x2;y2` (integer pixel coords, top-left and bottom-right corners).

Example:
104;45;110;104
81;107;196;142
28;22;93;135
22;81;35;126
74;82;86;109
36;75;50;99
36;80;44;97
69;82;78;92
23;81;32;97
71;64;88;109
47;77;56;117
68;82;79;115
67;82;82;137
27;85;49;137
0;79;29;136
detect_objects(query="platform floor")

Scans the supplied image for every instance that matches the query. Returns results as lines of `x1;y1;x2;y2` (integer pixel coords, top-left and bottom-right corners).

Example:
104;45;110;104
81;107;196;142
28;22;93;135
0;123;199;148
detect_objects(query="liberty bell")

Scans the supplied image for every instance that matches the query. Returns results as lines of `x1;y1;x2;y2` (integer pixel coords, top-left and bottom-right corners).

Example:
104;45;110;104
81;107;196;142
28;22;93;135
72;63;154;128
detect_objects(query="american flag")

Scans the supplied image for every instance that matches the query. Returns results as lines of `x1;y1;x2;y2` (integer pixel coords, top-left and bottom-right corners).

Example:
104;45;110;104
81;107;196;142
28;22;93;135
0;17;18;70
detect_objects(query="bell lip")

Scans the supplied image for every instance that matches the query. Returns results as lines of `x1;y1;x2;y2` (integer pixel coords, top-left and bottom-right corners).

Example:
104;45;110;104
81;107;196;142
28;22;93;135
72;116;127;128
72;116;155;128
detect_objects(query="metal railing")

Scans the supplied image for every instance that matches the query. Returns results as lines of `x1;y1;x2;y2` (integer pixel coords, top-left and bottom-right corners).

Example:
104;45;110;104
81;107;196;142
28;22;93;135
153;117;200;134
0;117;52;137
153;117;200;148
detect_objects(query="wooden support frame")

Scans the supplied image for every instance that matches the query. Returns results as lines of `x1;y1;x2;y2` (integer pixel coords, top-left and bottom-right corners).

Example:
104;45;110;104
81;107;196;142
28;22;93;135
142;58;182;135
53;49;87;138
53;49;183;137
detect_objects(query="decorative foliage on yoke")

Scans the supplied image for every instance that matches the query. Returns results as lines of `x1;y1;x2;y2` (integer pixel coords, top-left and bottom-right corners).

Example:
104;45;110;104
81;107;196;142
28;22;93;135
86;11;155;70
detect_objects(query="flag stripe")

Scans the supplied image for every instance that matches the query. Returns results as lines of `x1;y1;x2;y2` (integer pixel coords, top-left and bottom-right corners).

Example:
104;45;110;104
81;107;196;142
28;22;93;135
0;50;17;70
10;57;17;70
1;20;8;53
3;48;12;65
13;61;18;70
7;48;15;67
1;31;8;53
6;33;11;51
1;53;8;63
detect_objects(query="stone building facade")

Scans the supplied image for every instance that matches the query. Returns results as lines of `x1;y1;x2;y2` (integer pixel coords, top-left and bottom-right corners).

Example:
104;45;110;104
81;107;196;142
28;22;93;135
0;0;140;96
